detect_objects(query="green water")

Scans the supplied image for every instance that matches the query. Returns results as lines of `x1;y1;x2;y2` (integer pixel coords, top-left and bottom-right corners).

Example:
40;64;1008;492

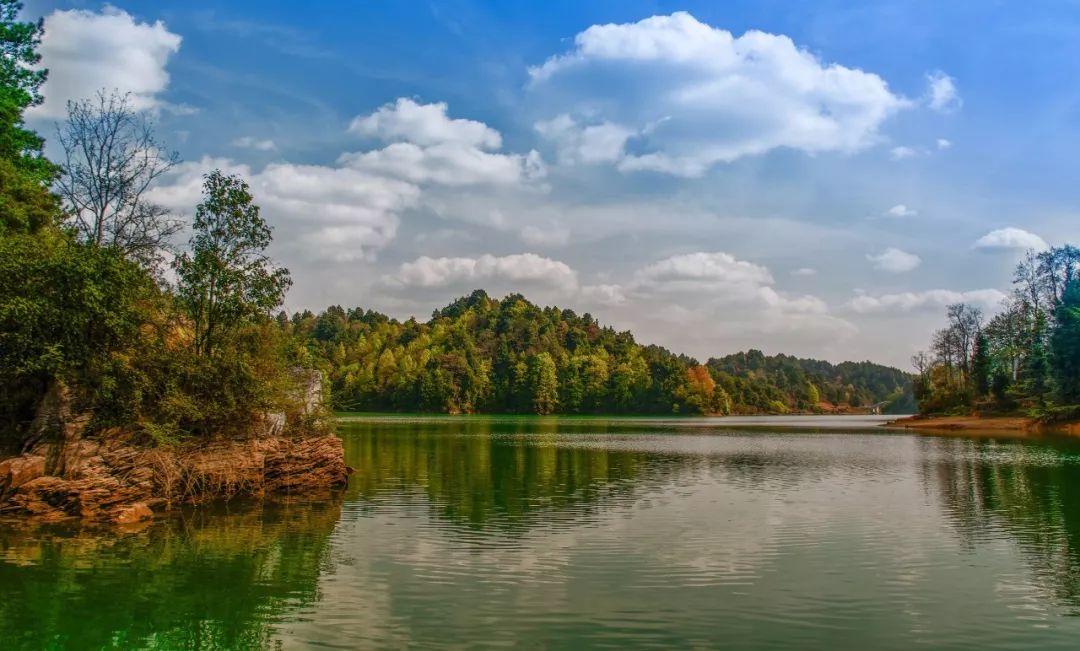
6;415;1080;649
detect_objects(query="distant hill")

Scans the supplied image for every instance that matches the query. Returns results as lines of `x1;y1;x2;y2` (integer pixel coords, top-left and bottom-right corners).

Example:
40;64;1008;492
707;351;915;415
284;290;914;415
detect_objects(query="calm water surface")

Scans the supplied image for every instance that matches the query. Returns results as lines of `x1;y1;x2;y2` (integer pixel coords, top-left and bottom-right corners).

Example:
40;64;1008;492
5;415;1080;648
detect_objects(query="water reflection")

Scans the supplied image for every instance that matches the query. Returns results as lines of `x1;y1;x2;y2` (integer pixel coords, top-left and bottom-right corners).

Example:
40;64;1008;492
921;435;1080;613
340;418;648;532
6;420;1080;648
0;498;341;649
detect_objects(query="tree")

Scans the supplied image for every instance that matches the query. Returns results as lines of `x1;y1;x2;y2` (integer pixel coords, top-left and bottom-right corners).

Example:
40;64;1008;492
175;171;291;357
528;353;558;415
1021;312;1051;409
56;91;179;266
1050;279;1080;405
971;332;991;397
0;1;56;235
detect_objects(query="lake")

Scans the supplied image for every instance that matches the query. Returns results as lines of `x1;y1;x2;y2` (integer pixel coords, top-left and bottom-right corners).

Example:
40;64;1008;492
5;415;1080;649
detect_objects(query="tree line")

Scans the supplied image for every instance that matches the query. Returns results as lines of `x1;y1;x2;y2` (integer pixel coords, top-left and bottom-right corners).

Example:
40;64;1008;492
287;290;914;415
914;246;1080;420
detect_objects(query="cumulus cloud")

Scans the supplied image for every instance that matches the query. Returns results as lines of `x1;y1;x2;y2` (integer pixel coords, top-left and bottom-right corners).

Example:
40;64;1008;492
232;136;277;151
149;99;546;262
341;99;545;186
867;247;921;273
529;12;908;177
791;267;818;277
386;253;578;291
936;138;952;150
848;288;1006;314
625;252;833;317
579;283;627;306
885;204;917;218
349;98;502;149
534;115;634;165
972;227;1048;251
926;71;961;113
149;157;419;262
31;6;182;119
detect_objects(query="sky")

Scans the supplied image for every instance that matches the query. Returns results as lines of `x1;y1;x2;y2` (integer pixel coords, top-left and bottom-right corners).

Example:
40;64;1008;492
21;0;1080;368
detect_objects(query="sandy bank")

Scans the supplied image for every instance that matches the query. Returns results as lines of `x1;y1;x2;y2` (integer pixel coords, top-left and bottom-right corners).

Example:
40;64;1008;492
884;414;1080;437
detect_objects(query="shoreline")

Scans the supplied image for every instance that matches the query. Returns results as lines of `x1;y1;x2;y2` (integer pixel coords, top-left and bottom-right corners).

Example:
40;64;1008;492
883;414;1080;437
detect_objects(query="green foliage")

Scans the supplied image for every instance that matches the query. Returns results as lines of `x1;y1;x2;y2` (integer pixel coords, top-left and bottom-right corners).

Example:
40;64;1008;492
294;292;911;416
529;352;559;414
917;245;1080;418
972;333;991;397
1051;279;1080;405
0;232;153;441
706;350;913;413
175;171;292;357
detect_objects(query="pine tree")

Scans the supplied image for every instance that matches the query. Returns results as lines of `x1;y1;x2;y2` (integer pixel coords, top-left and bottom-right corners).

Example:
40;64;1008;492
971;332;991;397
1050;279;1080;405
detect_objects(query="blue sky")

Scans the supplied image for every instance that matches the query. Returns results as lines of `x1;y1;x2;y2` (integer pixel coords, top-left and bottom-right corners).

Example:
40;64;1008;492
22;1;1080;366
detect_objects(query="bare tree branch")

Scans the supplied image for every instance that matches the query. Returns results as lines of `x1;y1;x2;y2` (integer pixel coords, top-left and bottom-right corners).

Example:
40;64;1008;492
55;90;181;269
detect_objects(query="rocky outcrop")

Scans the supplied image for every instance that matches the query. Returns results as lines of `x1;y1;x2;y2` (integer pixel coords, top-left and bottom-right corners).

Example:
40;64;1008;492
0;371;349;525
0;432;348;524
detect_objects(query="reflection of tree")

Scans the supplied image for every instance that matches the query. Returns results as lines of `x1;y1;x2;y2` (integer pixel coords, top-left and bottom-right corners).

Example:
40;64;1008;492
923;436;1080;611
0;497;342;649
340;418;647;531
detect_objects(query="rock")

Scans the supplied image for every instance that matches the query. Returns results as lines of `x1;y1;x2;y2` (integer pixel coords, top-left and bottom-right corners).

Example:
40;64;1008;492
292;368;323;416
113;502;153;525
0;455;45;498
0;432;349;524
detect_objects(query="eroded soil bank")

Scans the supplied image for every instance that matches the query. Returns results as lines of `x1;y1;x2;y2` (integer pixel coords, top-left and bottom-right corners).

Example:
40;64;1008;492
885;414;1080;437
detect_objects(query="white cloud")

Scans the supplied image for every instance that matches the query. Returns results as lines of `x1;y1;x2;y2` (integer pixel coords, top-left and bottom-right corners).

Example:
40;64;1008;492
972;227;1048;251
867;247;921;273
31;7;182;119
635;251;774;293
529;12;908;176
387;253;579;291
341;142;540;186
520;223;570;247
926;71;961;113
150;99;546;262
885;204;917;218
534;115;634;165
889;146;919;160
232;136;277;151
848;288;1006;314
341;99;545;187
936;138;952;150
579;284;628;306
149;156;419;262
791;267;817;277
349;98;502;149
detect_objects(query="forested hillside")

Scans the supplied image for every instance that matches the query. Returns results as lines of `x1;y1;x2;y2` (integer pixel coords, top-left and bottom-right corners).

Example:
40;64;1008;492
288;289;914;415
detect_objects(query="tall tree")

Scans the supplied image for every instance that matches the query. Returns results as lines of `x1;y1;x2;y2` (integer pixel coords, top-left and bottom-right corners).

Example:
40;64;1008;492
528;352;558;415
971;332;991;397
0;0;56;235
55;91;179;266
175;171;291;357
1050;278;1080;405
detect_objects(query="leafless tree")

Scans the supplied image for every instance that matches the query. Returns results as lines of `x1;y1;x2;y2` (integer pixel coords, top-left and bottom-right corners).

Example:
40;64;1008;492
55;90;181;267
